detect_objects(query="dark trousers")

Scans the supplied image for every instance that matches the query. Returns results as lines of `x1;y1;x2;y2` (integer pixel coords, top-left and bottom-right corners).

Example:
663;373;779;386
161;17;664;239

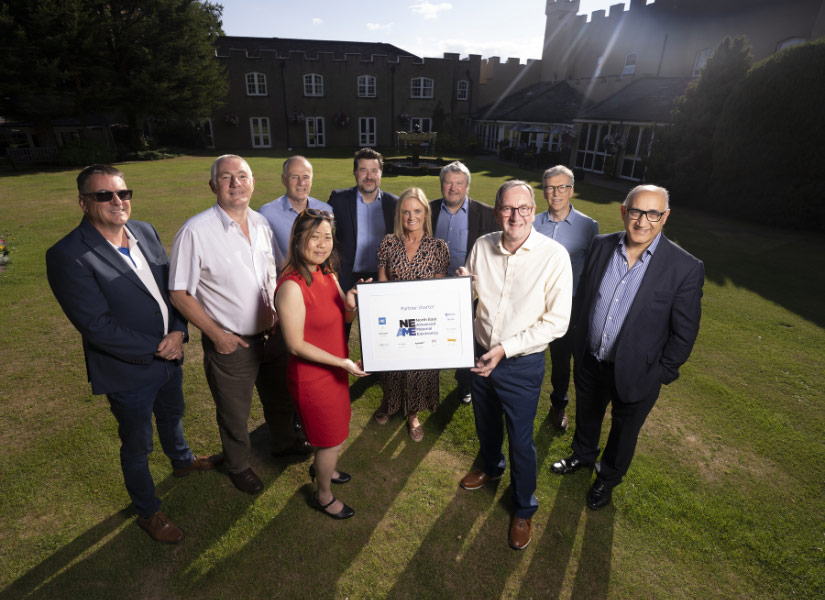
471;349;544;519
548;328;573;407
202;332;297;474
571;353;658;488
107;361;193;519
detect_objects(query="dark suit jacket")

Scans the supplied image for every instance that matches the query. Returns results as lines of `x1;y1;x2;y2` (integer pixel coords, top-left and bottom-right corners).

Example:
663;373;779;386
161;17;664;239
572;232;704;404
328;186;398;291
429;197;499;259
46;218;187;395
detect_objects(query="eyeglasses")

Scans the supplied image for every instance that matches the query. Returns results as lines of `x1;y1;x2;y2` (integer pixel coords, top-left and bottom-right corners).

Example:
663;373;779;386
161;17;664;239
497;205;534;217
626;208;666;222
543;184;573;194
82;190;133;202
302;208;334;220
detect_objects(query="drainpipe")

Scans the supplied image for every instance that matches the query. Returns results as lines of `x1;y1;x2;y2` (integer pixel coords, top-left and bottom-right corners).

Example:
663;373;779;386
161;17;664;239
280;60;291;149
390;64;396;148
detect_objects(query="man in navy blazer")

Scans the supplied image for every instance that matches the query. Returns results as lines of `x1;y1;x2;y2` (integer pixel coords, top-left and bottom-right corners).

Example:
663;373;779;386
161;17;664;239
328;148;398;295
46;164;220;544
551;184;704;510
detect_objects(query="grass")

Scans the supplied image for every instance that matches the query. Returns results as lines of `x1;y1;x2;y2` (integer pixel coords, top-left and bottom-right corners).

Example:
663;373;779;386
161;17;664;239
0;152;823;599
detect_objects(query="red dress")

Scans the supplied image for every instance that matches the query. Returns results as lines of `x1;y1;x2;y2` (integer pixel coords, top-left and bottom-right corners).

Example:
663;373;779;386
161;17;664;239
279;269;351;447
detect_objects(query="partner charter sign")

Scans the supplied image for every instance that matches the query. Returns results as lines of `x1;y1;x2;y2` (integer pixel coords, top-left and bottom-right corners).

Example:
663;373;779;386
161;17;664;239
356;277;475;372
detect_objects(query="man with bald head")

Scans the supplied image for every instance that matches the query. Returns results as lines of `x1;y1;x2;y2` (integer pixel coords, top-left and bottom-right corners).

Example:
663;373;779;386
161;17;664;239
259;156;332;266
551;185;704;511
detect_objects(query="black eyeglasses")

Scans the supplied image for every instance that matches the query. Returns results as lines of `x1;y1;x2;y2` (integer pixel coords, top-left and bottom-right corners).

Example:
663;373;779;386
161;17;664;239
626;208;666;222
497;205;534;217
543;184;573;194
302;208;334;220
82;190;133;202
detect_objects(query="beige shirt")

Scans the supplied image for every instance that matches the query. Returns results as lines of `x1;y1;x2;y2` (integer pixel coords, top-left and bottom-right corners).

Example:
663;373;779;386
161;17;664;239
466;227;573;358
169;204;278;336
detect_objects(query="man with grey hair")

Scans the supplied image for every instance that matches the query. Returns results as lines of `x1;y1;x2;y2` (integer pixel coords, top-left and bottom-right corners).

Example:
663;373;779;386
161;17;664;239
535;165;599;431
169;155;310;496
457;180;572;550
430;160;498;403
258;156;332;265
551;184;703;511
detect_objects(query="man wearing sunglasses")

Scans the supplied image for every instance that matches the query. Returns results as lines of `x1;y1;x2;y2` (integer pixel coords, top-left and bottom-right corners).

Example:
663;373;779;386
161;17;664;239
46;164;222;544
551;184;704;511
534;165;599;432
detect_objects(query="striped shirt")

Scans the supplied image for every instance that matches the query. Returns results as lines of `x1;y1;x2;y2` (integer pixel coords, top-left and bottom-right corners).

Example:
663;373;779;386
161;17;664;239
589;233;662;361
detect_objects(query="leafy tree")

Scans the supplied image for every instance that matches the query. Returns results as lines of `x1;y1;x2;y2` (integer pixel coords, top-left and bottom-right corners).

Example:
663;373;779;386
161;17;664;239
647;36;753;206
0;0;227;149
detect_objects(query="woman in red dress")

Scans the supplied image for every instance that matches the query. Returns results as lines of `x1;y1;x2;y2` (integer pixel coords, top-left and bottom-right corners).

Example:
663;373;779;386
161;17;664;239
275;209;367;519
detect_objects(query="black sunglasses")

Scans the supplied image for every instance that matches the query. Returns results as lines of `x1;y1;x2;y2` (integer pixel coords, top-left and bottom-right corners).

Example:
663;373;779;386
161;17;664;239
83;190;133;202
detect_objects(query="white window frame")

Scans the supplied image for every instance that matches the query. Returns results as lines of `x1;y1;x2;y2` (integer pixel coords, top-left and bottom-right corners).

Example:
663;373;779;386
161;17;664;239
692;48;713;77
410;77;434;99
545;132;561;152
457;79;469;100
250;117;271;148
622;53;637;76
303;73;324;97
246;72;267;96
620;125;653;181
575;122;619;174
357;75;376;98
306;116;325;147
410;117;432;132
359;117;377;146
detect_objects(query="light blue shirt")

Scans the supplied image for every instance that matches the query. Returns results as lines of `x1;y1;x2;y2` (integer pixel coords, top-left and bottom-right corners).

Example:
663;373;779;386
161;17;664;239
534;203;598;293
434;197;469;275
589;233;662;361
258;195;332;265
353;190;385;273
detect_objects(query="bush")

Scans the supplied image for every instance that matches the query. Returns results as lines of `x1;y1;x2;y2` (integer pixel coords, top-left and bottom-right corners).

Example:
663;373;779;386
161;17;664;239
57;138;115;166
124;149;181;161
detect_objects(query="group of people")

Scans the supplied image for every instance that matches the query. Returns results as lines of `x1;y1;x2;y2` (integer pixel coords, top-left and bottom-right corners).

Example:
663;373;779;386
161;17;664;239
46;147;703;552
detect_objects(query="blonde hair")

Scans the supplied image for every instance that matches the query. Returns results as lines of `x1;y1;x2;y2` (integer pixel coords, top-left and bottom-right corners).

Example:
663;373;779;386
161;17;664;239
393;187;433;238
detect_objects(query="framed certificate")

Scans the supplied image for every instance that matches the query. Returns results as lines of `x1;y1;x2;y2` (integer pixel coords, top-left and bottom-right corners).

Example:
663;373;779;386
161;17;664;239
356;277;475;373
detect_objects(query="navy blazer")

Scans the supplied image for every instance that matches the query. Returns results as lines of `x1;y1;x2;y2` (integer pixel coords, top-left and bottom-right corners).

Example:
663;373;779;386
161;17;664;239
328;186;398;291
429;197;499;258
572;232;704;404
46;218;187;395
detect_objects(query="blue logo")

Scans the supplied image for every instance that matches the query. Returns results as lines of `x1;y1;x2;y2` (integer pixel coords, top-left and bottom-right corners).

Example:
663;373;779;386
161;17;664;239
378;317;386;325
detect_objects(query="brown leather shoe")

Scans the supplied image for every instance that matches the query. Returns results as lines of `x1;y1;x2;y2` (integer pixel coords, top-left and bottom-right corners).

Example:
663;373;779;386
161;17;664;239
509;517;533;550
173;453;224;478
550;405;568;432
229;468;263;494
459;468;502;490
137;510;184;544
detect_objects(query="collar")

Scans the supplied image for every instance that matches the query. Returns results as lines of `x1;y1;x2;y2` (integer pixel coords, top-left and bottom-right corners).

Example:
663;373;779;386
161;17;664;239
356;188;382;205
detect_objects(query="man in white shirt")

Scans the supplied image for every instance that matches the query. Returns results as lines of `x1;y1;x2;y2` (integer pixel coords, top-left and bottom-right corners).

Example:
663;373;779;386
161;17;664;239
169;155;309;495
457;180;573;550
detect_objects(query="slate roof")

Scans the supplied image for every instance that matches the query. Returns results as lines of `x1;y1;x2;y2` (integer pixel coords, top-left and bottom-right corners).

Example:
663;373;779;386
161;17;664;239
577;77;692;123
215;36;420;61
474;81;583;124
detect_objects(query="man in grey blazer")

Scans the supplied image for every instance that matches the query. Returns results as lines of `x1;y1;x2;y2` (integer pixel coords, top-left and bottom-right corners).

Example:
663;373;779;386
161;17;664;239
46;164;220;544
550;185;704;510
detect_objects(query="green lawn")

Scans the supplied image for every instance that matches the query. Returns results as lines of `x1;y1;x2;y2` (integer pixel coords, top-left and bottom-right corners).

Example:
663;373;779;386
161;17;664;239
0;152;823;599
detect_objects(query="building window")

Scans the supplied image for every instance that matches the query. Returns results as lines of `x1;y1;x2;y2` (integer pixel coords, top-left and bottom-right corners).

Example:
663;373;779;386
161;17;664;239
622;53;637;76
359;117;376;146
246;72;267;96
199;118;214;149
777;37;806;51
306;117;325;147
545;132;561;152
620;125;653;181
410;117;432;132
357;75;376;98
457;80;468;100
304;73;324;97
250;117;271;148
410;77;433;98
692;48;713;77
575;122;620;173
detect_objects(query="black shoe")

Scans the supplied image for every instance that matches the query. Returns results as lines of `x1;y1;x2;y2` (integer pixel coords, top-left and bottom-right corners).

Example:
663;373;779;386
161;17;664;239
550;454;592;475
271;440;313;458
309;463;351;484
229;468;263;494
586;479;612;510
549;405;568;432
314;493;355;520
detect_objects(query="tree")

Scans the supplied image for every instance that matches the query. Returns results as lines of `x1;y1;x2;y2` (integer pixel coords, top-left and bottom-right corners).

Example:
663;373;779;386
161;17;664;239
647;36;753;206
0;0;227;149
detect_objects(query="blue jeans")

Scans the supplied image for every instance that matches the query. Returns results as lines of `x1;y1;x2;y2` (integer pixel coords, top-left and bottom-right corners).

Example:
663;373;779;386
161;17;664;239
471;350;545;519
107;362;193;518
